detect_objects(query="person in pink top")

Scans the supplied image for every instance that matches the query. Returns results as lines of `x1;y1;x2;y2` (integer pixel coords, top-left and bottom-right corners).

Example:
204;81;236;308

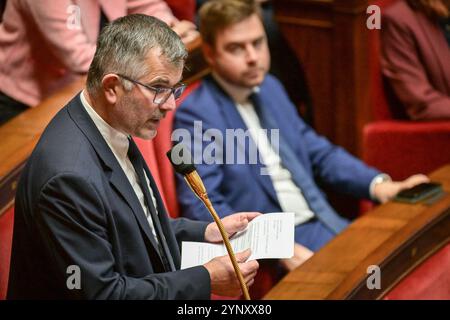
0;0;198;125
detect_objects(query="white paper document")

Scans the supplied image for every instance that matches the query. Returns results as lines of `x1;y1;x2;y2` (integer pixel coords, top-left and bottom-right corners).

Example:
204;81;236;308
181;212;295;269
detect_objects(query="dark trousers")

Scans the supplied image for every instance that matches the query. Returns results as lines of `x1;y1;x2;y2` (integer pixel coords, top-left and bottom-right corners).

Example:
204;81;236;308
0;91;29;126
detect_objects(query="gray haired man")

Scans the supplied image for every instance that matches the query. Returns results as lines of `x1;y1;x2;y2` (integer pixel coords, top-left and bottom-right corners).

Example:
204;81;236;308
8;14;259;300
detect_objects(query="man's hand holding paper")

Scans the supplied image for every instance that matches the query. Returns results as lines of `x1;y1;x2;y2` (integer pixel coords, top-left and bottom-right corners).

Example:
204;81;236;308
183;212;296;269
204;211;262;243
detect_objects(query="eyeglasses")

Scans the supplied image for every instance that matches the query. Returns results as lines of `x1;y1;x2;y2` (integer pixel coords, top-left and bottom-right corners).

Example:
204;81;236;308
116;73;186;105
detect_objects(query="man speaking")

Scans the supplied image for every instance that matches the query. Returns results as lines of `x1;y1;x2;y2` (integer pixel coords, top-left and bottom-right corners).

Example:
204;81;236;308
7;14;259;300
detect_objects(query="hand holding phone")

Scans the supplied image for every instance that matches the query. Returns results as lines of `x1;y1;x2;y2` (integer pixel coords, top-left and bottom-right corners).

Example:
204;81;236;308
393;182;443;204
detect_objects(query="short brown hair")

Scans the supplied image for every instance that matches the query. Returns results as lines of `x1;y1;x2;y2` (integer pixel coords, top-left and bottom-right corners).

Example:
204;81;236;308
199;0;262;46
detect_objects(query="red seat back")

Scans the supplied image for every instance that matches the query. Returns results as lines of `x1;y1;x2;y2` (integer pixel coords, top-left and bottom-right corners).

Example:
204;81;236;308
369;0;399;121
0;207;14;300
384;243;450;299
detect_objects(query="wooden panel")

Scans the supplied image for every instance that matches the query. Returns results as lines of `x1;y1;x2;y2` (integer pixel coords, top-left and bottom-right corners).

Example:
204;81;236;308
184;36;210;84
264;165;450;300
274;0;372;155
274;0;335;141
333;1;371;156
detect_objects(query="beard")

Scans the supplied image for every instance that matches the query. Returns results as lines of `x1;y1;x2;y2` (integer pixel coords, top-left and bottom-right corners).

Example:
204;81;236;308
114;93;160;140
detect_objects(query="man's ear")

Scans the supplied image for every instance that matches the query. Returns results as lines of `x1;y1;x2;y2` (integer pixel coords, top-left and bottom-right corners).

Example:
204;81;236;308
202;43;216;67
101;74;121;104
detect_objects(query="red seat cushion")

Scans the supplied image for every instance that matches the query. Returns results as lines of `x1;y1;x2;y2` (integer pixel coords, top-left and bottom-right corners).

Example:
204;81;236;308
384;243;450;299
368;0;400;120
0;207;14;300
363;120;450;180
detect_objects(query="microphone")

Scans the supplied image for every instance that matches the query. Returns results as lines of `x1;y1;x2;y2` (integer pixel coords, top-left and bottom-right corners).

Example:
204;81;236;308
167;144;251;300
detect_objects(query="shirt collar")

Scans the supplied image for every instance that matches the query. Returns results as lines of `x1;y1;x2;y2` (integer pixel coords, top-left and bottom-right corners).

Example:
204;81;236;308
80;90;130;160
212;72;260;104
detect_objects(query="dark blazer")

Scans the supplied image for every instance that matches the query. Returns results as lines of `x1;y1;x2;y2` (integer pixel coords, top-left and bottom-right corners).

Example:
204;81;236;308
173;75;379;232
381;0;450;120
8;94;211;300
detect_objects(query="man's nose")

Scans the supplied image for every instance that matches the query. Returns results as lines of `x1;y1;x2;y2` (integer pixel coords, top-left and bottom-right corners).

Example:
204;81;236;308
159;95;177;112
246;44;258;63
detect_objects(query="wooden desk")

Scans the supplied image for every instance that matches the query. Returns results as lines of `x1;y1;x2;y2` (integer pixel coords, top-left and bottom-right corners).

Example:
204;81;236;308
264;165;450;300
0;40;208;217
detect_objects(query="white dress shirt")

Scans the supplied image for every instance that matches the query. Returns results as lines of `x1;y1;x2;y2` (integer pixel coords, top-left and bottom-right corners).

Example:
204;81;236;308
213;74;315;226
80;91;160;241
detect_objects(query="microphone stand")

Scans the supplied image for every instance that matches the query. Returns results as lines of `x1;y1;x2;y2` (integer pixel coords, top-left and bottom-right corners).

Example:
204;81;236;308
183;170;251;300
167;146;251;300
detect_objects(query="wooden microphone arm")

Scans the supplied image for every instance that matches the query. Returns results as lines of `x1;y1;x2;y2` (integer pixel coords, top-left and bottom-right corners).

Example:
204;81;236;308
184;171;251;300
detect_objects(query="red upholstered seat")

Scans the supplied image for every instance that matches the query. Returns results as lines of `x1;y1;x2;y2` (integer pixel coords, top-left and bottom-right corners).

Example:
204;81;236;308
363;0;450;180
363;121;450;180
0;207;14;300
384;243;450;299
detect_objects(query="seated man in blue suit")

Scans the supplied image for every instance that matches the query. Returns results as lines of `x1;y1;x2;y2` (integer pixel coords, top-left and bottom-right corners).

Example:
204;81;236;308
8;14;260;299
173;0;428;270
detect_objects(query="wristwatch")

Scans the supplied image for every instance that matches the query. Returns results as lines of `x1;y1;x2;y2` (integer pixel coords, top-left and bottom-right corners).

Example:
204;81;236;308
370;173;392;201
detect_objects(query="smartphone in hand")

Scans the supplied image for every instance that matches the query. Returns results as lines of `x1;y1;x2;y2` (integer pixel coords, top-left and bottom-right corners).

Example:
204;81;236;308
394;182;443;204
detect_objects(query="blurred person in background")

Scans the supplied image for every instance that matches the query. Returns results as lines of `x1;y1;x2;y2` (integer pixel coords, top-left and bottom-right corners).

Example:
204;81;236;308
0;0;198;125
196;0;314;125
381;0;450;120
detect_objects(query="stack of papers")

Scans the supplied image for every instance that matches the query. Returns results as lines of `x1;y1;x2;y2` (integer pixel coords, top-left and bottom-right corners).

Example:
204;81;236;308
181;212;295;269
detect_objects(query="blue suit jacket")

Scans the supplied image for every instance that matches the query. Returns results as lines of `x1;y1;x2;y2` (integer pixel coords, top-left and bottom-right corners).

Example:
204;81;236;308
174;75;380;231
8;94;210;300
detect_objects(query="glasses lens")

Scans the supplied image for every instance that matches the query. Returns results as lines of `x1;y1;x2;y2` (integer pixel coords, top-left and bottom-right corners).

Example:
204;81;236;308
153;88;171;105
174;85;186;100
154;85;185;104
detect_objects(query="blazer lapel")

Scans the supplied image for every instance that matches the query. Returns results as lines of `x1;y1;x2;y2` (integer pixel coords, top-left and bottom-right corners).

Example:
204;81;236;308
67;94;164;262
142;164;181;267
205;78;279;205
108;170;163;257
259;86;313;176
